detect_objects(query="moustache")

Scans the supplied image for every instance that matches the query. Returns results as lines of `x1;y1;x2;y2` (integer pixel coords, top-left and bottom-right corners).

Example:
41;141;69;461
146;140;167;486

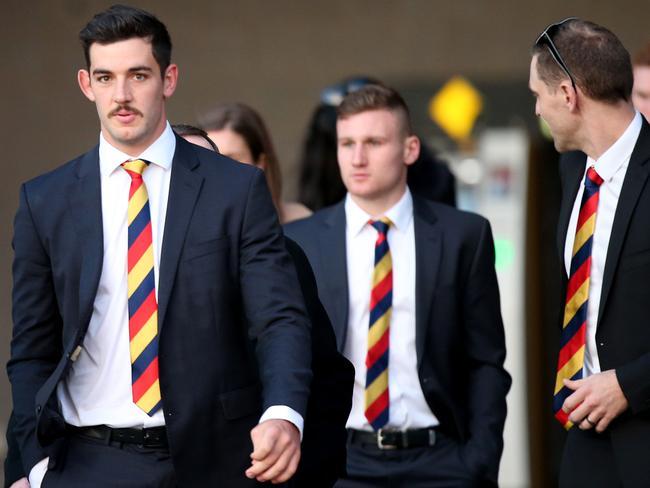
109;105;143;118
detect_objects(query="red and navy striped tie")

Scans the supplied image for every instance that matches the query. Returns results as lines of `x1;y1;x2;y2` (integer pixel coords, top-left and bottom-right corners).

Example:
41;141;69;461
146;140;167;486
553;166;603;429
122;159;161;416
365;218;392;430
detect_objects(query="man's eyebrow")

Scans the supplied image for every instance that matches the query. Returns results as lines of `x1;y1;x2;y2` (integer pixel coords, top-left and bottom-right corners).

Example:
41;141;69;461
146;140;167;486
128;66;154;73
91;66;154;75
91;68;112;76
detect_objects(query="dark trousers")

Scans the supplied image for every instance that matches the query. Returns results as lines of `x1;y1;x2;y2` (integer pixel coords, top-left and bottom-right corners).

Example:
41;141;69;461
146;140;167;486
334;432;489;488
42;434;176;488
558;426;650;488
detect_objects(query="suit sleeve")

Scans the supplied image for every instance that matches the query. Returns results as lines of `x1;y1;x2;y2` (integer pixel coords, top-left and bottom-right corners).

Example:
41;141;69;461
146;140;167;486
238;170;312;416
6;184;62;475
4;412;25;488
461;219;512;481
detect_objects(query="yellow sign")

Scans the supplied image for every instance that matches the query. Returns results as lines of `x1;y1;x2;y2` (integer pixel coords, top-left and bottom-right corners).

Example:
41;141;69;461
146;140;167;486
429;76;483;142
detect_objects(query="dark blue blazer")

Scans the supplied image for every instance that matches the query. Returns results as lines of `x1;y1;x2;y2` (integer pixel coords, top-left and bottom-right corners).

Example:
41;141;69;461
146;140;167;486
557;119;650;485
285;194;511;484
7;135;312;487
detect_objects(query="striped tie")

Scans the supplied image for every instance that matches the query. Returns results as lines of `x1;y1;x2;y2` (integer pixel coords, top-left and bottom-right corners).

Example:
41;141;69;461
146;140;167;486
365;218;392;430
553;166;603;429
122;159;162;416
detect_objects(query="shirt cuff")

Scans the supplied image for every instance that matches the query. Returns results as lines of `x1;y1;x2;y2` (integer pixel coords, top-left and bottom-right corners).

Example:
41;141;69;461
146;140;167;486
259;405;304;440
28;457;49;488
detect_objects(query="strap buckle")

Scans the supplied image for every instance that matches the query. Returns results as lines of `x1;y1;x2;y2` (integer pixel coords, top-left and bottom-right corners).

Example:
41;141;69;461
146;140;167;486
377;428;399;450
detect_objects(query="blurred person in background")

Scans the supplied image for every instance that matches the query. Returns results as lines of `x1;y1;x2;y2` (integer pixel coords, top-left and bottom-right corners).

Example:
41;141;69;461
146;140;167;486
531;17;650;487
171;123;218;151
297;76;456;211
632;41;650;120
199;102;312;224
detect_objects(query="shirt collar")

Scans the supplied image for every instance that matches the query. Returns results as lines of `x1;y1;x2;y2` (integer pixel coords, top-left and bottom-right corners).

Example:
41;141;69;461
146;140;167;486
345;188;413;237
587;111;642;182
99;122;176;176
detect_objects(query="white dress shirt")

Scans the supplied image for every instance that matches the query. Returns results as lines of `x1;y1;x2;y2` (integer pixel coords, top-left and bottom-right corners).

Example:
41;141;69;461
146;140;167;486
564;111;642;377
344;189;439;431
30;123;301;487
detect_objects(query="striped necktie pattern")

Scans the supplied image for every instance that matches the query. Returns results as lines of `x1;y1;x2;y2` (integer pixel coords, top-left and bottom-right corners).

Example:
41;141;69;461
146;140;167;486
553;166;604;429
365;217;392;430
122;159;162;416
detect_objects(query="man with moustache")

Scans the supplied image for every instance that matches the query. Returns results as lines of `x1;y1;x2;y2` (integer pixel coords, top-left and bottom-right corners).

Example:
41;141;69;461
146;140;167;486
7;5;311;487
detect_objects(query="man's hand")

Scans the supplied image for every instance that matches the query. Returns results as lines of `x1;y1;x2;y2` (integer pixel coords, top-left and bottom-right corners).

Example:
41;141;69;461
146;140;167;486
10;477;30;488
563;369;628;432
245;419;301;484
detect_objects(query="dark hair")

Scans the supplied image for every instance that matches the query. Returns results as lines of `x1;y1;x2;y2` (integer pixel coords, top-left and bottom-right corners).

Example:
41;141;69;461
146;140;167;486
297;104;345;210
633;41;650;68
337;84;413;135
199;103;282;210
79;4;172;77
172;123;218;152
532;18;633;103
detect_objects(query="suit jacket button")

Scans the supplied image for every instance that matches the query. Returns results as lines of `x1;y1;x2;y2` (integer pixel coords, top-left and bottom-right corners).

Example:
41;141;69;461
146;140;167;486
36;405;42;414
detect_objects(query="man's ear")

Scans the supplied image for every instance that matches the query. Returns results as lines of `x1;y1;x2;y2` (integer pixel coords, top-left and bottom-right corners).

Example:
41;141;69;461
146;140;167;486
404;135;420;166
162;64;178;99
78;69;95;102
560;79;579;112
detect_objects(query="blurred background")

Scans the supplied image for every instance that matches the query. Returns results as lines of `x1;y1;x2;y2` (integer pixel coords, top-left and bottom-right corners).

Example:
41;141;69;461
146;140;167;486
2;1;649;486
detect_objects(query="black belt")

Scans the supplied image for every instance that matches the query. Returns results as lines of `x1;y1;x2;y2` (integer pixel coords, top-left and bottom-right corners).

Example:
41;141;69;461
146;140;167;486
68;424;169;448
348;427;437;450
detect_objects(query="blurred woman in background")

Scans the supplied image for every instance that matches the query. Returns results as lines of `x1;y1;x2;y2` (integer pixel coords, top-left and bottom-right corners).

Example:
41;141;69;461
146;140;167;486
199;102;311;224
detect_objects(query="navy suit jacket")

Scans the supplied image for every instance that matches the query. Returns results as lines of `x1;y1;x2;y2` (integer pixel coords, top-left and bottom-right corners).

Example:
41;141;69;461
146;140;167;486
285;194;511;484
7;135;312;487
557;119;650;484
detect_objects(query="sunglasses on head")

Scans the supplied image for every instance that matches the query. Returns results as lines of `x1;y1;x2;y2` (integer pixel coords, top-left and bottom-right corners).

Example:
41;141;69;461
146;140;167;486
319;77;379;106
535;17;578;89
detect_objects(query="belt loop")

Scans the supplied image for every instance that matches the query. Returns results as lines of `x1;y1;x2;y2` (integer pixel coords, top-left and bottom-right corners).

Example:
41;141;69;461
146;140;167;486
428;429;436;446
102;426;112;446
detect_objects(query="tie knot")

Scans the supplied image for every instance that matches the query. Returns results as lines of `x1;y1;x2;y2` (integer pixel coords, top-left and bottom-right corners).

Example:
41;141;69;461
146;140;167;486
369;217;391;235
585;166;604;189
122;159;149;177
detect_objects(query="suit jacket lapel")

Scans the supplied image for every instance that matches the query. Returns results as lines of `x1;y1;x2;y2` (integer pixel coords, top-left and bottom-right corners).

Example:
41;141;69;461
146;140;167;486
413;197;441;367
598;122;650;324
320;202;349;351
557;153;584;269
157;136;204;329
68;147;103;334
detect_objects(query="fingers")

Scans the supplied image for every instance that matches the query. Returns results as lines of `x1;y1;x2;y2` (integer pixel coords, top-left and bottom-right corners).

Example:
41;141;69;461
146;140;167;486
249;423;278;462
562;387;586;416
563;377;583;391
246;420;301;483
578;415;597;430
563;371;628;433
257;442;300;484
247;426;281;478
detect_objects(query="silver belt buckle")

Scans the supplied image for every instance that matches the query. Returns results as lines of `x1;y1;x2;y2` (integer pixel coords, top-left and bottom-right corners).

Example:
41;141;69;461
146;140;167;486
377;428;398;450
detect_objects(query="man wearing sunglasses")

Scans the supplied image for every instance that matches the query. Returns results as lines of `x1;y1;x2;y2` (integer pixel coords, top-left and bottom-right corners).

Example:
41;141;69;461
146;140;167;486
530;18;650;487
